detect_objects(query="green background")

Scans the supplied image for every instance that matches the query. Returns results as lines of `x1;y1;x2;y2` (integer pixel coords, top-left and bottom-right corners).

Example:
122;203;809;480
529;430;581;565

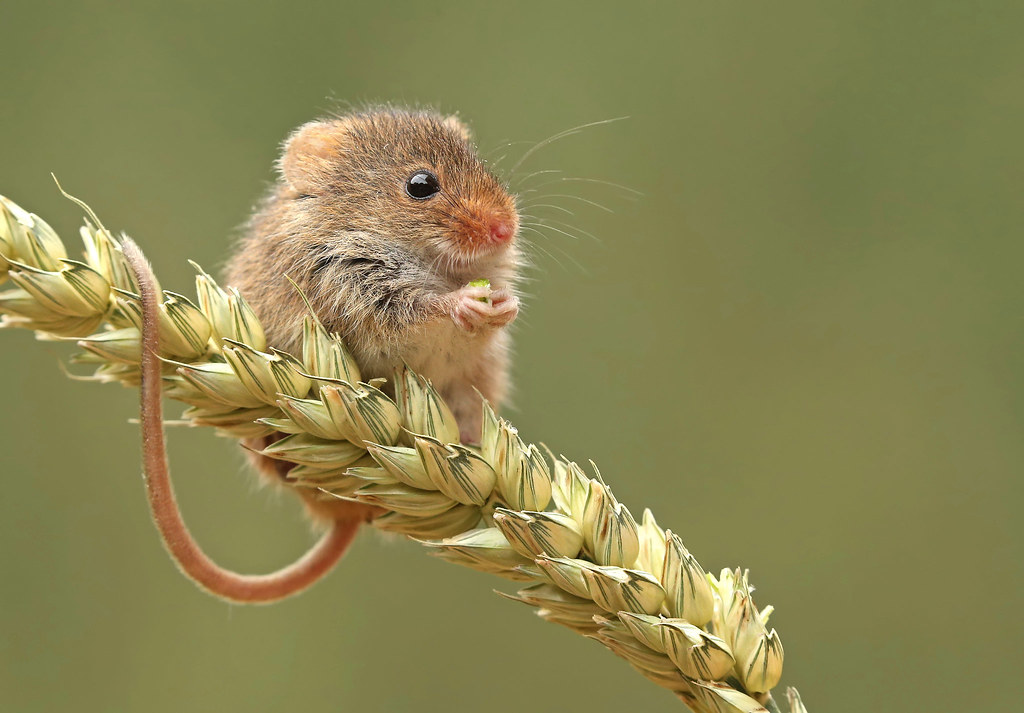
2;2;1021;711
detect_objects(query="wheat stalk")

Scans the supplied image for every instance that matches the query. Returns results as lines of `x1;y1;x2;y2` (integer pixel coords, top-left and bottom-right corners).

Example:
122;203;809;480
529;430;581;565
0;191;808;713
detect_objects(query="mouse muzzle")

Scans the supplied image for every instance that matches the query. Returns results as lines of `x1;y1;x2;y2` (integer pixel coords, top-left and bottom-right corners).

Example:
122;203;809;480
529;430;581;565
449;205;518;252
487;216;516;245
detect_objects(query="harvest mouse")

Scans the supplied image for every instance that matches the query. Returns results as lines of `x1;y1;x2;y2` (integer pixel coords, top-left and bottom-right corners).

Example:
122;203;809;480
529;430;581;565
122;108;521;602
226;108;521;442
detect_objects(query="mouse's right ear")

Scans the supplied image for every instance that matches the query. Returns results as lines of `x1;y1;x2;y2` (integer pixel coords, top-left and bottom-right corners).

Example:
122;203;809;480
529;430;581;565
279;120;350;194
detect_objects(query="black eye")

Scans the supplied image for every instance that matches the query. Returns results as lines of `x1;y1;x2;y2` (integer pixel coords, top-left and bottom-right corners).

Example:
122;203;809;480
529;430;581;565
406;170;440;200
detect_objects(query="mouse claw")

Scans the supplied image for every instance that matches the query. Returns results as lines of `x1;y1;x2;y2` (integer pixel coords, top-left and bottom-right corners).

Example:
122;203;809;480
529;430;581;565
485;288;519;327
450;286;519;332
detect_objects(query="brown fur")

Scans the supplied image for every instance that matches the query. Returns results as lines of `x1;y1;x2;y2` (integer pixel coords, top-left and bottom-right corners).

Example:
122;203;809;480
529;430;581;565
226;108;522;520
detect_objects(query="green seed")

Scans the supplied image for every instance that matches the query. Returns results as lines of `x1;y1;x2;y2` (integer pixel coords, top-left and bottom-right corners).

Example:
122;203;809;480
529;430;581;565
468;278;490;301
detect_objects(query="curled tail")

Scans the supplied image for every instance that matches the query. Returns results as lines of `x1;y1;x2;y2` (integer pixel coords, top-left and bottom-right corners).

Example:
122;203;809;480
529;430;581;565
122;237;359;604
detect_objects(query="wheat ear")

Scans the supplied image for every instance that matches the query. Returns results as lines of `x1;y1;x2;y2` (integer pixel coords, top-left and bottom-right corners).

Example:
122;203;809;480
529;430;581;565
0;192;807;713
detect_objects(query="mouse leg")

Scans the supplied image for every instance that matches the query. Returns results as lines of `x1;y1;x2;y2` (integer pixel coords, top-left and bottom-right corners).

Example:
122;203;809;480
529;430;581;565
123;238;360;604
443;337;512;445
443;382;486;445
439;286;517;443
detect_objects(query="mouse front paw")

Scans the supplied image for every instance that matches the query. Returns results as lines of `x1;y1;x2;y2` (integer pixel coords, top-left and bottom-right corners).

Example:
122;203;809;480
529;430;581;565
449;286;520;332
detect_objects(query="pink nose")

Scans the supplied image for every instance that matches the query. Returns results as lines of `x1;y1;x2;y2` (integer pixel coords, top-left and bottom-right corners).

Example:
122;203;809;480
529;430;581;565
489;218;515;243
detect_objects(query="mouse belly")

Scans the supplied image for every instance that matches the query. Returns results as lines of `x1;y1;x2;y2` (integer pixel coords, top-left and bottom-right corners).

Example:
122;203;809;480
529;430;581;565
354;322;511;443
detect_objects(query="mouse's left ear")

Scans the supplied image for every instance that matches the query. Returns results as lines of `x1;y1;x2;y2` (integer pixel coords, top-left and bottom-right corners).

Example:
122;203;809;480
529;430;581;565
442;115;472;143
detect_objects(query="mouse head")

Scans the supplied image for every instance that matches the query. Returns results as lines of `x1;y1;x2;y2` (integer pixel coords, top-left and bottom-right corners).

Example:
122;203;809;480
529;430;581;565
279;109;518;271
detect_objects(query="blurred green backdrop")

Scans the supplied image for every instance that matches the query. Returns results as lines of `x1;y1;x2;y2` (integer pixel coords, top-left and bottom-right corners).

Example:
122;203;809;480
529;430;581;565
2;2;1022;711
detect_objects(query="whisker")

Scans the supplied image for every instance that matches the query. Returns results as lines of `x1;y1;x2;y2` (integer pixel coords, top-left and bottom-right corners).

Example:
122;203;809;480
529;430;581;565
517;202;576;217
527;175;643;197
512;168;565;190
487;152;511;169
436;190;460;211
486;140;540;171
485;138;535;159
532;218;601;243
521;221;584;243
516;230;568;270
509;117;629;175
517;229;589;274
527;193;615;214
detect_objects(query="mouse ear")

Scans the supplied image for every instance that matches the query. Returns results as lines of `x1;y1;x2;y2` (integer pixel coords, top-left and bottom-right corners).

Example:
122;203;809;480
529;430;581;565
442;115;473;143
279;120;350;193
